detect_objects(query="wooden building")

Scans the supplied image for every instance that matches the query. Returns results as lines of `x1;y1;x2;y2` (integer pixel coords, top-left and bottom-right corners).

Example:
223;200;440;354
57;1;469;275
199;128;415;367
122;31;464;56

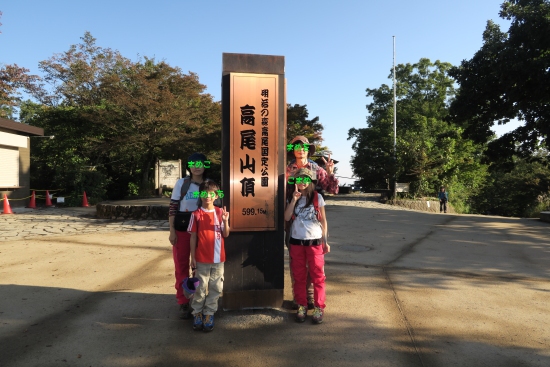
0;117;44;208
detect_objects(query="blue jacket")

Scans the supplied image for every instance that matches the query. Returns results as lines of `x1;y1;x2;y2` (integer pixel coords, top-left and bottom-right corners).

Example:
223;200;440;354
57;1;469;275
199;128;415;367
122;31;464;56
438;191;448;201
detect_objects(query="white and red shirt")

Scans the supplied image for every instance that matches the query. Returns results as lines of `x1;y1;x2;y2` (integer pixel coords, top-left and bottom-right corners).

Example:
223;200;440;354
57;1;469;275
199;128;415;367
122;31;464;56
289;193;325;240
188;207;225;263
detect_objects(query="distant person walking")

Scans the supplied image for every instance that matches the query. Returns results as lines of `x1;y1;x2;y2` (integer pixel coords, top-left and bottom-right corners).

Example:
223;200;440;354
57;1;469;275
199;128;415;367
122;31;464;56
438;186;448;213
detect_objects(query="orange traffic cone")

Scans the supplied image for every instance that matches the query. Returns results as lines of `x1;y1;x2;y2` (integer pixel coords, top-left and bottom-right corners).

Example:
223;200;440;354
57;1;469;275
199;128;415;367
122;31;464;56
81;191;89;207
45;190;53;207
2;194;14;214
27;191;37;209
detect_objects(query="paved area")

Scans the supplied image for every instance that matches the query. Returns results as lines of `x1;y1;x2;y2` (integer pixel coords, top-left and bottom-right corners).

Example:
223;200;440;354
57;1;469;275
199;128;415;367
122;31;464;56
0;197;549;367
0;206;168;241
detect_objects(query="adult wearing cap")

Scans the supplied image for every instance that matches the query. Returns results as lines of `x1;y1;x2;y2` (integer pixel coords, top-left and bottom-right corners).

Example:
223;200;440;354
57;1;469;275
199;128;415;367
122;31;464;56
286;136;339;195
169;152;209;319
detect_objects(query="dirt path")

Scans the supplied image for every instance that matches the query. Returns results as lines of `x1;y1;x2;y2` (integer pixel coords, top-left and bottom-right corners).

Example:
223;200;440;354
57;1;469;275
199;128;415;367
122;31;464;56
1;200;549;367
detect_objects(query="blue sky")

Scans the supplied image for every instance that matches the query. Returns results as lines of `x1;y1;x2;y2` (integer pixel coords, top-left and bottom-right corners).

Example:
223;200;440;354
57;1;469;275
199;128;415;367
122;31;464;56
1;0;518;185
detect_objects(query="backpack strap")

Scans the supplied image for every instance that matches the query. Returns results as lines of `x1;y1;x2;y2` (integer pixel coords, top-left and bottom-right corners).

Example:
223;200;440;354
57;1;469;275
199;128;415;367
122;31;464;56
313;191;322;221
179;176;204;208
308;159;319;172
179;177;191;202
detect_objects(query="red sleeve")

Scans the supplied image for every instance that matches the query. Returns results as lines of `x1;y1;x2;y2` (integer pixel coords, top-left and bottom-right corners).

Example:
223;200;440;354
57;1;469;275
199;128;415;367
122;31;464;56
316;167;339;194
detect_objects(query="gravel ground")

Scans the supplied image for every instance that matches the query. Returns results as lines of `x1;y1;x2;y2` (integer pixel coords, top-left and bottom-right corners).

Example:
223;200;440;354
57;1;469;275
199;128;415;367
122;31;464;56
1;194;416;242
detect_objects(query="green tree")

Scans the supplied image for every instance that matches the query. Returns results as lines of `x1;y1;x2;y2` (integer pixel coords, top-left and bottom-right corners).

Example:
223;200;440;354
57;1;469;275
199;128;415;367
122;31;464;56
0;64;40;119
287;104;324;145
471;152;550;217
90;58;221;194
286;103;335;170
449;0;550;161
26;32;222;199
348;83;395;189
36;32;128;107
349;58;489;210
22;104;110;203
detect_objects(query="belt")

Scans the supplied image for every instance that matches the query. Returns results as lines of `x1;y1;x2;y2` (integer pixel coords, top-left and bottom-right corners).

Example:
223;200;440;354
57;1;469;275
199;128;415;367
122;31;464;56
289;237;322;246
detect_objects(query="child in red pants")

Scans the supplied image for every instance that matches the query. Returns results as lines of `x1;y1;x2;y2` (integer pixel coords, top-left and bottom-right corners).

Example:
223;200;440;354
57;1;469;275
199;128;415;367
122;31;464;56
284;168;330;324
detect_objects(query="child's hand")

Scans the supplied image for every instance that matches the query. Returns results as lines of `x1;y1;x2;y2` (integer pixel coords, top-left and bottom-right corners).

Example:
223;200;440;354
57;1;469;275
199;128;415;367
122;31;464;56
322;242;330;254
292;184;302;201
222;206;229;221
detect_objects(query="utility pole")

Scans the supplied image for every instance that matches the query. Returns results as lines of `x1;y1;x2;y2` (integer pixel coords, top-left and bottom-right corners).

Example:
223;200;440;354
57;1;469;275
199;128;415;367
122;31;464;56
392;36;397;199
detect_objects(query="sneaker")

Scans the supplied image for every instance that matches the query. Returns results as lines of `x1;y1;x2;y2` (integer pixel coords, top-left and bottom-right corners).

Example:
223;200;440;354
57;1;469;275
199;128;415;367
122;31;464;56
295;305;307;323
179;303;191;320
193;312;203;331
312;307;324;324
203;314;214;332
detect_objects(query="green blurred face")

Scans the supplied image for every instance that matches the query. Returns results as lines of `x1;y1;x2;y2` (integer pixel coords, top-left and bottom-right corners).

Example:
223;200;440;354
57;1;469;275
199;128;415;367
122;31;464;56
296;176;312;187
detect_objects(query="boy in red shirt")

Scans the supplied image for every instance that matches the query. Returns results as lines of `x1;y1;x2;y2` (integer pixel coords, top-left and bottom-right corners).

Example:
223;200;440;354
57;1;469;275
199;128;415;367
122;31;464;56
188;180;230;332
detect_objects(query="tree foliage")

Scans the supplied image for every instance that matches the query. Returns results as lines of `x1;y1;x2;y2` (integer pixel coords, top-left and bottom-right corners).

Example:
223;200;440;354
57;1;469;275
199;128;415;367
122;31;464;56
286;103;324;145
0;64;41;119
23;104;110;203
24;32;221;199
471;152;550;217
13;32;326;201
349;58;489;211
449;0;550;161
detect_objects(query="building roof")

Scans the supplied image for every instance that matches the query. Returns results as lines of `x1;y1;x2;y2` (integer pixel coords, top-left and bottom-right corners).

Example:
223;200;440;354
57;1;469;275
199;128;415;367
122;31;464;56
0;117;44;136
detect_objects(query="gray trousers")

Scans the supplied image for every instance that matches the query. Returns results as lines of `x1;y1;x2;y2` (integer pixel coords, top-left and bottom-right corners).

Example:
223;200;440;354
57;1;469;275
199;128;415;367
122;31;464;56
191;262;224;316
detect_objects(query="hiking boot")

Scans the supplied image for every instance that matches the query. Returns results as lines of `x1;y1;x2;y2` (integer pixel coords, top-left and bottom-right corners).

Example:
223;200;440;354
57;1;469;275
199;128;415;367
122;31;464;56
179;303;191;320
193;312;203;331
203;314;215;332
312;307;324;324
295;305;307;323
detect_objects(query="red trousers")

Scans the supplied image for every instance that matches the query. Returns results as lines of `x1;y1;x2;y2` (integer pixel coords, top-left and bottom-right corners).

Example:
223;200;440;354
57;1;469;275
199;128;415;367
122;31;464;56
173;230;191;305
289;244;326;309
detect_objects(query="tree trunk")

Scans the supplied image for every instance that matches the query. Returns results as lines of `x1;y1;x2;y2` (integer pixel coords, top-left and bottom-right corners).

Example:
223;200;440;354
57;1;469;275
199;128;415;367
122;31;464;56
140;155;155;196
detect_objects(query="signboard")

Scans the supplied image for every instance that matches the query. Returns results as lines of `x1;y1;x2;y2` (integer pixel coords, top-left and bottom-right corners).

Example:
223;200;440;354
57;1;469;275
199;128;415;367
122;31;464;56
396;183;410;193
230;73;279;231
155;160;182;190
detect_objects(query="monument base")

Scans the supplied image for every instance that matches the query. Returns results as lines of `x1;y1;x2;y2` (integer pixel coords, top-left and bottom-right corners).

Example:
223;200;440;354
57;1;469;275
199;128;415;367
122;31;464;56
222;289;283;310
